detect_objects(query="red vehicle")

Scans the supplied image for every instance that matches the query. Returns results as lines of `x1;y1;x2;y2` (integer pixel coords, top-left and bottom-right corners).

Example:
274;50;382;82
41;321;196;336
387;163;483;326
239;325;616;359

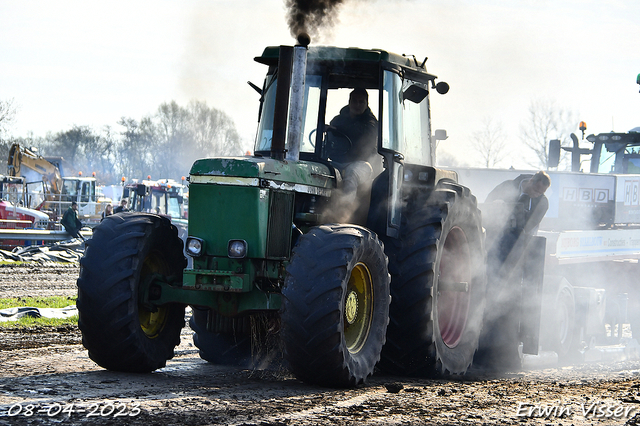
0;176;50;248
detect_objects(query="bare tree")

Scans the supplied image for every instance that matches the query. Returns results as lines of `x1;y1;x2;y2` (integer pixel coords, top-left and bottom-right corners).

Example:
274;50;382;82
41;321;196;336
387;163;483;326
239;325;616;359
0;98;17;134
470;117;508;168
116;117;157;181
3;99;243;185
38;125;118;182
153;101;192;179
152;100;243;180
0;99;18;162
186;100;242;157
520;99;577;168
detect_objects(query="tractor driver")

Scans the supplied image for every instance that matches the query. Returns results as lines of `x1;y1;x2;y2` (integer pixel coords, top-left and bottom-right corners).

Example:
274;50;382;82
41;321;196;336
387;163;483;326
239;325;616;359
326;88;381;197
485;171;551;235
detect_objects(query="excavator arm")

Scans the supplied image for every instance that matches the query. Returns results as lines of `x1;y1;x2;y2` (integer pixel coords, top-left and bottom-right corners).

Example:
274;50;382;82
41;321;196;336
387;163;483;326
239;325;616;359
8;144;63;195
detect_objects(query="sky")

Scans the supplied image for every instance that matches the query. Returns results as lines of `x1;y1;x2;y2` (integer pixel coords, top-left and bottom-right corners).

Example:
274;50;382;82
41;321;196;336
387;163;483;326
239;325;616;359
1;0;639;169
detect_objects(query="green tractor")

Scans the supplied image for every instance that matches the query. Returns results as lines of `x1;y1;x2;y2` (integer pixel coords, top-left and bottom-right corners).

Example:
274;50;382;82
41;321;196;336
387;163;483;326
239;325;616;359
77;36;487;387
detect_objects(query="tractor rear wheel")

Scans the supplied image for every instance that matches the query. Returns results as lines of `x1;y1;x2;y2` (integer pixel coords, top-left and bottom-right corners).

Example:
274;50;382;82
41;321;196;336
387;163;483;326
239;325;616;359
77;213;186;372
281;224;390;387
379;182;486;376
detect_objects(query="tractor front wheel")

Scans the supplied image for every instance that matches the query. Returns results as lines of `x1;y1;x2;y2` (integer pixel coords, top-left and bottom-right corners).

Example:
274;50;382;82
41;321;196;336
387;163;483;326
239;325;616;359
281;224;390;387
77;213;186;372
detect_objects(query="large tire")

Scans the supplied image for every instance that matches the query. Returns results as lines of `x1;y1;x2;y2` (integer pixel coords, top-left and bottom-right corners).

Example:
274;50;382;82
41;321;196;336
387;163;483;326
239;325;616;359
540;276;579;360
475;221;529;370
77;212;187;372
379;182;486;376
281;224;390;387
189;307;253;367
627;282;640;340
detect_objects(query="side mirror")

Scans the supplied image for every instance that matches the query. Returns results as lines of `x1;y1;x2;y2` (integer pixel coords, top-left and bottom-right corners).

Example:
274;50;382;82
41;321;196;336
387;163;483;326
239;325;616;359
402;84;428;103
435;81;449;95
136;184;146;196
548;139;561;168
434;129;448;141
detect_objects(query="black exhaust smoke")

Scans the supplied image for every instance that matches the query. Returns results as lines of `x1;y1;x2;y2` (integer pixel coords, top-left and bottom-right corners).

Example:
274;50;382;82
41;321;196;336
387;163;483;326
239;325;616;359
285;0;346;39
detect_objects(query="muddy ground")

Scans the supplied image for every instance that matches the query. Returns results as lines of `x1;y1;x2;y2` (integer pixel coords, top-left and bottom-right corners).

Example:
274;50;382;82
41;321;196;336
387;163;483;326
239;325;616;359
1;263;640;426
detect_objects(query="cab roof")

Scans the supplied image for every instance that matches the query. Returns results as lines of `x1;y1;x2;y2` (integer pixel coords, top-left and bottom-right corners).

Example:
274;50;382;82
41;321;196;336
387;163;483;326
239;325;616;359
587;132;640;147
255;45;438;81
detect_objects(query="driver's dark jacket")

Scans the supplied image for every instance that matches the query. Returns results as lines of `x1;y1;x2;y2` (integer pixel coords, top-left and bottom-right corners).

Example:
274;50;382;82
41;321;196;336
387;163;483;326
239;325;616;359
485;174;549;235
329;106;378;164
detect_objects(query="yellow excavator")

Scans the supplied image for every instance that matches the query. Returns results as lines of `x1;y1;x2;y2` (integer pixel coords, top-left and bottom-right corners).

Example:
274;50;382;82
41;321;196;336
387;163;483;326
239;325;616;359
7;143;107;223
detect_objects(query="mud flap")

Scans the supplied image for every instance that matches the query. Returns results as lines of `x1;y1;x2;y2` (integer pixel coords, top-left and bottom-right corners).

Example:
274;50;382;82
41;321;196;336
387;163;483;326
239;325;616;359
521;236;545;355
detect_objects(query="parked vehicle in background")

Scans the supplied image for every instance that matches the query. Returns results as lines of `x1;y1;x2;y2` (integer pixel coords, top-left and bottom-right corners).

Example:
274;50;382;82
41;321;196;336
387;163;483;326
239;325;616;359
454;126;640;362
122;177;188;238
0;175;50;248
7;144;109;224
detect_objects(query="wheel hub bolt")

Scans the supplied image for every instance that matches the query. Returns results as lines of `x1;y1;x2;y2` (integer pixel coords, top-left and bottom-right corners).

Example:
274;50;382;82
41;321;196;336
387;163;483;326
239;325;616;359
345;291;358;324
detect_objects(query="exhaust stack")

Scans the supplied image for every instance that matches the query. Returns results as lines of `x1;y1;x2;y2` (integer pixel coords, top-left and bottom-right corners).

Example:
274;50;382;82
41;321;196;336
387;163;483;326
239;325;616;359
286;33;311;162
270;46;294;161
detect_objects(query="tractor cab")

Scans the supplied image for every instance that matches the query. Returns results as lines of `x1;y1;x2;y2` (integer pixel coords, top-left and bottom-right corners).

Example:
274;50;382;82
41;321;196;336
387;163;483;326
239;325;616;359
587;130;640;174
549;128;640;174
252;44;450;235
125;179;187;220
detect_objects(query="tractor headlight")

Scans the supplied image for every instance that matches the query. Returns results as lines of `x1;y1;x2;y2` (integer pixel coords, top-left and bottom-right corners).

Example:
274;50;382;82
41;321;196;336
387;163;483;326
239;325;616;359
228;240;248;258
186;237;204;257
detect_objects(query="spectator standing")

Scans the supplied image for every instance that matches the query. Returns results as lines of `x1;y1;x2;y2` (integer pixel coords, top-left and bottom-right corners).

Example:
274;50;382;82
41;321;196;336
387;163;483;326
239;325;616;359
61;201;84;240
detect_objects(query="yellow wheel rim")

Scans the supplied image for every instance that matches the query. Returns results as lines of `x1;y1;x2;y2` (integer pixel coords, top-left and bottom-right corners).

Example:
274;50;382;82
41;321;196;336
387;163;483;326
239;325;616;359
344;262;374;354
139;306;168;338
138;252;169;338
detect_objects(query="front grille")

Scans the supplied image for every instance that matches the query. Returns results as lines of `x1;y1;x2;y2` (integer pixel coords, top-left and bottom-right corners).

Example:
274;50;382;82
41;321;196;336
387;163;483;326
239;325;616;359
266;190;294;259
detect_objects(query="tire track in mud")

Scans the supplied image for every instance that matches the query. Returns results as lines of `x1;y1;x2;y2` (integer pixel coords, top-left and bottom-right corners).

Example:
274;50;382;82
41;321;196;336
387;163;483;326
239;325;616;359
3;338;640;426
0;263;79;299
2;263;640;425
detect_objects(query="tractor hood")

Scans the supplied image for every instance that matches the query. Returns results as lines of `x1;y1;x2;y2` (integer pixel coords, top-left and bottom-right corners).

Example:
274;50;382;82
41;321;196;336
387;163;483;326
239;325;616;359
189;156;335;190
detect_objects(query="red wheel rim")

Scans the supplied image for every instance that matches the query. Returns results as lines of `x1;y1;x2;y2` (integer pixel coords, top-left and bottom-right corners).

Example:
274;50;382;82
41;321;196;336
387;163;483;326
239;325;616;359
437;226;471;348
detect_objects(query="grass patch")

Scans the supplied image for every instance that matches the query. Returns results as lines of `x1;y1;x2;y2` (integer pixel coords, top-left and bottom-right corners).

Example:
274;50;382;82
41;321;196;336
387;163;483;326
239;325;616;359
1;315;79;328
0;261;26;266
0;296;77;310
0;296;78;328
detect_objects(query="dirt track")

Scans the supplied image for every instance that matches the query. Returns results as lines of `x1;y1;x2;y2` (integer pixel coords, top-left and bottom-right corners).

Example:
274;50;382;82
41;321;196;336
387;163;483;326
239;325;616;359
0;263;78;299
1;263;640;426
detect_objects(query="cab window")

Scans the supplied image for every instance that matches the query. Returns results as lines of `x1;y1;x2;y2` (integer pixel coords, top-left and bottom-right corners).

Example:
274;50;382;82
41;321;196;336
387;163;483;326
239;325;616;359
381;70;431;164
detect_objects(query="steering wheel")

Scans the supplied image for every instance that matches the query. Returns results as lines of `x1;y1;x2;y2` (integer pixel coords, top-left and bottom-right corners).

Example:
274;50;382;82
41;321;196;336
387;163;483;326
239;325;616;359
308;128;318;148
325;127;353;158
308;127;353;159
